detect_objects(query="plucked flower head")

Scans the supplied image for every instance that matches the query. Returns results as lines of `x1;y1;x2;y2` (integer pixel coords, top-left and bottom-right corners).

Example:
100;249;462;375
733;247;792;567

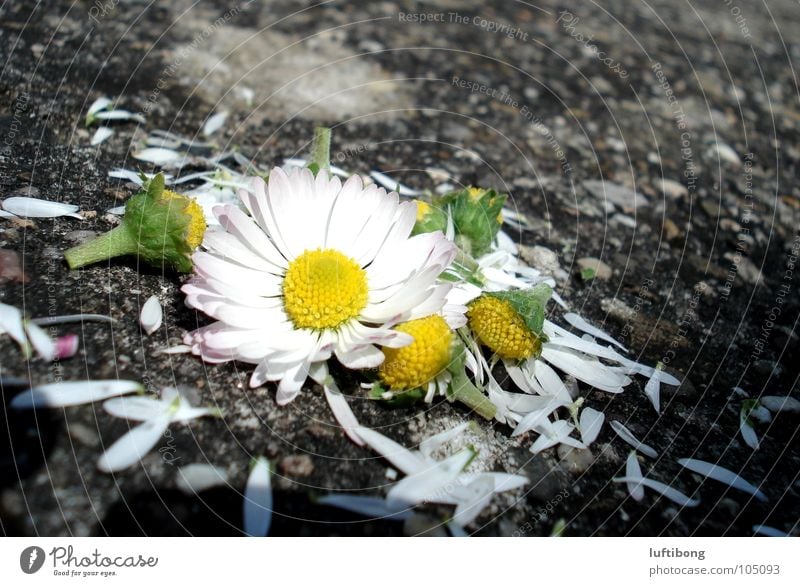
183;166;456;405
64;173;206;273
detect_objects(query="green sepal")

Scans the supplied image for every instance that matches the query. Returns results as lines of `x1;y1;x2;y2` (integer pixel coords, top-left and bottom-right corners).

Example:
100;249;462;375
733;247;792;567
122;174;196;272
368;382;426;408
486;283;553;338
440;187;507;257
411;202;448;236
445;342;497;420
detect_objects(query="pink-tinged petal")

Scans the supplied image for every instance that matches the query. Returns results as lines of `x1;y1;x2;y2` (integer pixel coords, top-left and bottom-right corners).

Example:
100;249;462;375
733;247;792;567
55;334;79;359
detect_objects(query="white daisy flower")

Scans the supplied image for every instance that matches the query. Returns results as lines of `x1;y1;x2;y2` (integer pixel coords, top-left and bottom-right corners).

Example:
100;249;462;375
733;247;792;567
183;167;456;406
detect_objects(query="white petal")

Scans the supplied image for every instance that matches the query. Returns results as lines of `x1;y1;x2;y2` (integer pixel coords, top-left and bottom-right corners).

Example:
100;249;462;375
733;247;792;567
97;416;171;472
24;321;56;361
355;427;427;476
243;456;272;536
644;369;661;414
369;170;421;196
317;495;411;520
323;382;365;446
452;475;495;526
106;205;126;215
739;416;760;450
87;96;112;116
91;127;114;145
94;109;146;123
31;313;116;326
625;452;645;501
133;148;183;165
2;197;81;218
677;458;767;502
0;302;29;350
579;407;605;446
419;422;469;458
751;524;788;537
203;111;228;136
387;448;474;506
103;396;168;421
0;209;18;218
155;344;191;355
175;464;229;494
11;380;143;409
760;395;800;414
609;420;658;458
563;313;628;351
140;295;163;335
612;476;700;507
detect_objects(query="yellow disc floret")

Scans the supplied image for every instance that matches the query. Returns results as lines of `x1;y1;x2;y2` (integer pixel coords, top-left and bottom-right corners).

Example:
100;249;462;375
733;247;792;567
282;248;368;330
162;189;207;249
379;315;453;390
467;296;540;360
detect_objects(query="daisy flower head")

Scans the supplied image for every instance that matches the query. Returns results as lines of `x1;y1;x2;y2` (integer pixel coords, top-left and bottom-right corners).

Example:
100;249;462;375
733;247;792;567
183;166;456;405
373;296;496;420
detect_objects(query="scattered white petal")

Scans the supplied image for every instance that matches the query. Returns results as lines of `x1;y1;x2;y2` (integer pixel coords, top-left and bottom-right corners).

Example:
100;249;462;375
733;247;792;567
529;420;585;454
24;321;56;361
2;197;81;219
106;205;126;215
739;413;760;450
387;448;474;506
447;522;469;537
140;295;163;335
103;395;173;421
355;427;427;476
564;313;628;351
760;395;800;414
175;464;229;494
613;476;700;507
133;148;183;165
155;344;191;355
752;524;788;537
644;367;661;414
369;170;421;196
323;381;364;446
677;458;768;502
87;96;112;117
91;127;114;145
625;451;645;501
203;111;228;136
609;420;658;458
244;456;272;537
451;475;495;526
94;110;145;124
31;313;116;326
419;422;469;458
579;407;605;446
97;416;171;472
11;380;142;409
0;209;18;218
108;169;145;184
0;302;28;351
317;495;411;520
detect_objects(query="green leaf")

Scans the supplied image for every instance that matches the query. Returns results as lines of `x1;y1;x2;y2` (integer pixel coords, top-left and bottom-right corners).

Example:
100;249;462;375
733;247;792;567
580;267;596;281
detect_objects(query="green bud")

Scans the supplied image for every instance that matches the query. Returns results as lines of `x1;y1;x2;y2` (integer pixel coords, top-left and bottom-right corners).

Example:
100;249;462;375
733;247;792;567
441;187;507;257
411;199;448;236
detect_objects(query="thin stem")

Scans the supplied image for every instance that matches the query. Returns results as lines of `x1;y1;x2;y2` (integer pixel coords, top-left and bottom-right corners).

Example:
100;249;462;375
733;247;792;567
63;225;136;270
309;126;331;171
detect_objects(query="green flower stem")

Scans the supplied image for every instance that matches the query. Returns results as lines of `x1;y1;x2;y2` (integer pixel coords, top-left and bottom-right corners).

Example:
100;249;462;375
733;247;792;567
64;225;137;270
310;126;331;171
449;372;497;420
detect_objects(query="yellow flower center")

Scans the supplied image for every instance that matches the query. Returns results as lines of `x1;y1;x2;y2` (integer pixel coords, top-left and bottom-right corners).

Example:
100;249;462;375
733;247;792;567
415;200;431;221
282;248;368;330
467;296;540;360
379;315;453;390
162;190;207;249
